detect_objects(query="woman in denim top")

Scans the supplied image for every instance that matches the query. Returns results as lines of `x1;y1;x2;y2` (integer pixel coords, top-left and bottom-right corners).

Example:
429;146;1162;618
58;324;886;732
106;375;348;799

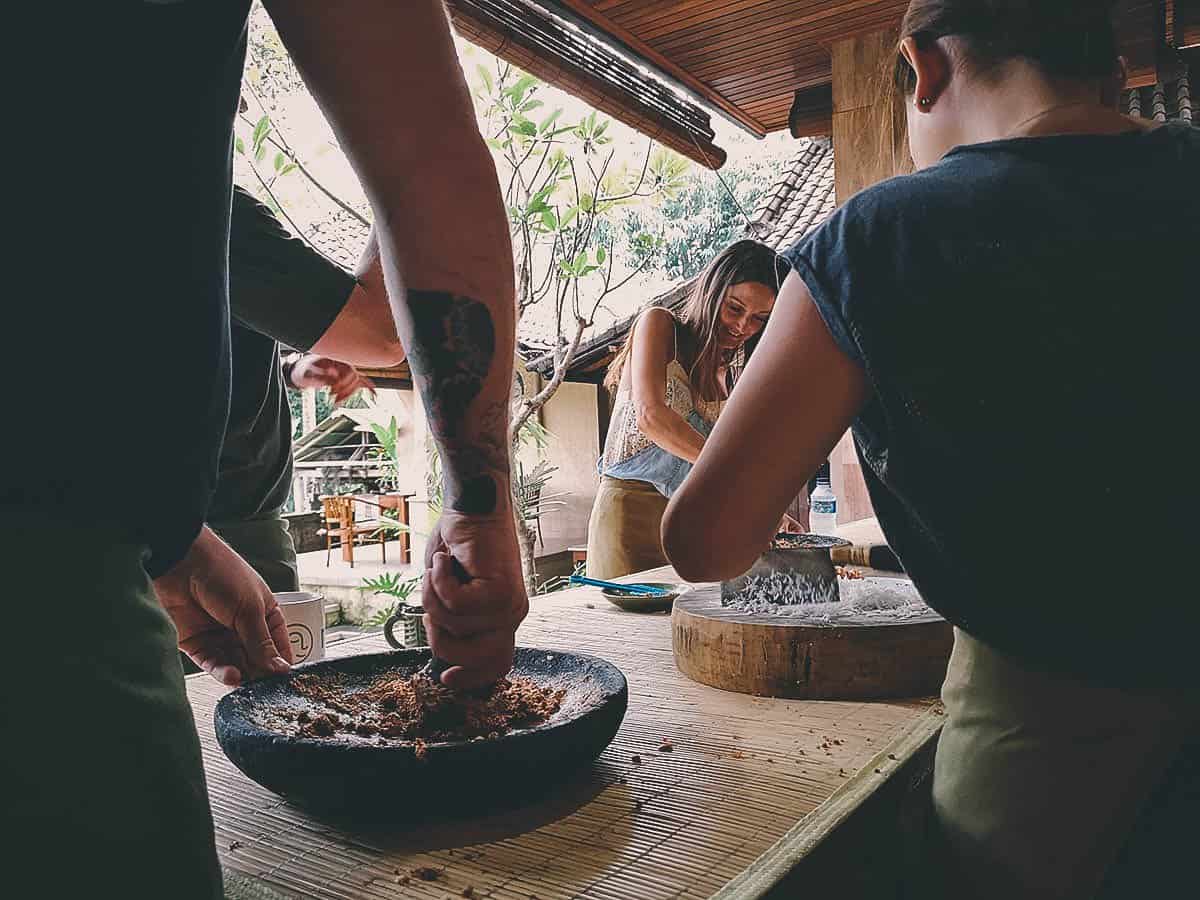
664;2;1199;897
585;241;795;579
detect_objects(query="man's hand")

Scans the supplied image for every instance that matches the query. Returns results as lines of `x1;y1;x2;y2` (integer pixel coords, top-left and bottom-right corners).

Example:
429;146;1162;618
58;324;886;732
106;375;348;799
154;526;292;686
420;505;528;691
289;355;376;404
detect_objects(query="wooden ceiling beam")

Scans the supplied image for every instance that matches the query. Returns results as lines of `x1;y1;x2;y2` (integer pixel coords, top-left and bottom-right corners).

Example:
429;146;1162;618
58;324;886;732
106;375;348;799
549;0;768;136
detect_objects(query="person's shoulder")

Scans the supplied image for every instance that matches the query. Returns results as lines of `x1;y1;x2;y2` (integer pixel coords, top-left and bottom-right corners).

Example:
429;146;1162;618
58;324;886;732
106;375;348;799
637;305;677;331
631;305;677;352
783;169;920;269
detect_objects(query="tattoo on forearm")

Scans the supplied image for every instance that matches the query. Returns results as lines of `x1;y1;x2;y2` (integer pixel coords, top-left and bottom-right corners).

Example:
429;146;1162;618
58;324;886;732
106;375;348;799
407;291;508;515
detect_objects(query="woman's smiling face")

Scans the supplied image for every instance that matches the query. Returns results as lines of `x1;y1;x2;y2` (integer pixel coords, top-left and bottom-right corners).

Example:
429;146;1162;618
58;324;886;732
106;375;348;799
716;281;775;349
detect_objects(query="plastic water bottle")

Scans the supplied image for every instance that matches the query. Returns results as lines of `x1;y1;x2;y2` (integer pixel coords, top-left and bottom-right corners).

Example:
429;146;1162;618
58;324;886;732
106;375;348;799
809;461;838;536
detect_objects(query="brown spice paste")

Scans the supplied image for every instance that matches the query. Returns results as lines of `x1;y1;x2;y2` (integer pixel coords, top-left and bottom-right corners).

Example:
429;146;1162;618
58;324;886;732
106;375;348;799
286;672;565;748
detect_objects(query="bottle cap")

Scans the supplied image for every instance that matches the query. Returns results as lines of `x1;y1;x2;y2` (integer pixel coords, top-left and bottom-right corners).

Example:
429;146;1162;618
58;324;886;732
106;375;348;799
816;460;831;484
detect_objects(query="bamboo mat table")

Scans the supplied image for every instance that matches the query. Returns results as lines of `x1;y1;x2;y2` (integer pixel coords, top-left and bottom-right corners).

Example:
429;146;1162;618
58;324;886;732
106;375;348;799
189;566;943;900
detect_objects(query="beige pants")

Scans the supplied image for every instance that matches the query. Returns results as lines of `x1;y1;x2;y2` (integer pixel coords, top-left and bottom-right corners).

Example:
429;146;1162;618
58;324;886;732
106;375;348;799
928;628;1198;899
585;476;669;580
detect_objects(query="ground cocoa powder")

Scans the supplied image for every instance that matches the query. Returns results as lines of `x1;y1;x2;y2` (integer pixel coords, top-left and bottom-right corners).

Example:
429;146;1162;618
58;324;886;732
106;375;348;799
287;672;565;746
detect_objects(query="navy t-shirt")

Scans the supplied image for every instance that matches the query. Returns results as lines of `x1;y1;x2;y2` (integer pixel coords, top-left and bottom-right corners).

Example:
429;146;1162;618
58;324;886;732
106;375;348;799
785;123;1199;690
6;1;253;575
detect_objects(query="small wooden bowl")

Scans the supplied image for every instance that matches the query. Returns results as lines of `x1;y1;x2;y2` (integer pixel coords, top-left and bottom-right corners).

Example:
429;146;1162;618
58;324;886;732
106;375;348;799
600;582;681;613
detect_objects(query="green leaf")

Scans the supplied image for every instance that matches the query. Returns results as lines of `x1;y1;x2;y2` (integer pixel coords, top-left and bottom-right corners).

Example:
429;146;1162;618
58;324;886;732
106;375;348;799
485;138;506;150
273;152;285;172
596;246;606;265
541;209;557;230
560;206;579;229
515;120;537;136
251;115;270;151
505;73;538;104
579;192;594;213
520;99;544;114
234;136;245;156
279;163;298;176
475;64;493;94
255;143;267;163
538;108;563;135
573;251;587;270
595;120;610;138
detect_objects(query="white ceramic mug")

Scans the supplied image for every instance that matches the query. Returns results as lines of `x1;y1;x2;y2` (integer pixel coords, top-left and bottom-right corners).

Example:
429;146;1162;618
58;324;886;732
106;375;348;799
274;591;326;664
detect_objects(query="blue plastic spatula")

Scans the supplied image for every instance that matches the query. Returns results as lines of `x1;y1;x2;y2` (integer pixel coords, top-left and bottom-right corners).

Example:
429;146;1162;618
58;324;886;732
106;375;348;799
568;575;669;596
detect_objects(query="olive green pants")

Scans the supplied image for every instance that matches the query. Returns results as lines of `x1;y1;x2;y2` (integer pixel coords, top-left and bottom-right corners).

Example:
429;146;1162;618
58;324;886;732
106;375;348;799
926;628;1198;899
2;518;222;899
585;476;669;580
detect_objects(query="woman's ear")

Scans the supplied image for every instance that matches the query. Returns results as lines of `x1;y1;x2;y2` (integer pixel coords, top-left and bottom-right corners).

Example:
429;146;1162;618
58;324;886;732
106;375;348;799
900;36;952;112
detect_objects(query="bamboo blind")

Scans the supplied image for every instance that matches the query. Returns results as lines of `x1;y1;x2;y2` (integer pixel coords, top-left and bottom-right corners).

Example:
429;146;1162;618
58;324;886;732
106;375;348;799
193;567;938;899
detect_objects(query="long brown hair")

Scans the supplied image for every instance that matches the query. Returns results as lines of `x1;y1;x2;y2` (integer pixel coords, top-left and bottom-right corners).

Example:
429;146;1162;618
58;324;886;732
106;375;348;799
882;1;1120;175
604;240;789;400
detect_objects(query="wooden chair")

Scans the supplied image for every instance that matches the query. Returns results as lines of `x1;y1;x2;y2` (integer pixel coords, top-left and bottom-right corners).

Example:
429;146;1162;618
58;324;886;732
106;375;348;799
318;495;387;568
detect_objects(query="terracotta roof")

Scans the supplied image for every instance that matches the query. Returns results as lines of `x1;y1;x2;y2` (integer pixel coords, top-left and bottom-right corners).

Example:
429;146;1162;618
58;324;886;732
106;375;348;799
526;137;836;376
746;137;835;252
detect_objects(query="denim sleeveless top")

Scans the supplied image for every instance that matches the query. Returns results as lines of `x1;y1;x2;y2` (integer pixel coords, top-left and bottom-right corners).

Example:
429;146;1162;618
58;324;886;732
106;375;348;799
599;320;723;498
784;123;1199;690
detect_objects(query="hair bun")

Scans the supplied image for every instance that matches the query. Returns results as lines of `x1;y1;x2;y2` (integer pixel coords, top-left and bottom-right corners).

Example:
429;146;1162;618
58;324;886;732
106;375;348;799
904;1;1120;81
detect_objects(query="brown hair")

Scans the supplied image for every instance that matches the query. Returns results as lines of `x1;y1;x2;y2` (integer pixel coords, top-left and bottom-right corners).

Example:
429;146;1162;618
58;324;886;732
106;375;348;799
603;239;789;400
892;0;1120;96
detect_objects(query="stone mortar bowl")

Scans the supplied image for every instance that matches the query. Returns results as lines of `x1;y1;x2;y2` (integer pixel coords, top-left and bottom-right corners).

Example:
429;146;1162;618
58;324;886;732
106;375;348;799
215;647;628;813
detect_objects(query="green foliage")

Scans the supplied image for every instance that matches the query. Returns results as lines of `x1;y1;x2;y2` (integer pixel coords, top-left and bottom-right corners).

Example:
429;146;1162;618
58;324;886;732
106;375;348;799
620;160;767;281
368;416;401;492
287;385;337;440
361;571;422;627
471;61;693;319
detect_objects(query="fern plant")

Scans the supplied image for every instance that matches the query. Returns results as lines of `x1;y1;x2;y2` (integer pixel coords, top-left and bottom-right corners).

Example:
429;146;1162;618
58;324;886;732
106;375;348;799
362;571;422;627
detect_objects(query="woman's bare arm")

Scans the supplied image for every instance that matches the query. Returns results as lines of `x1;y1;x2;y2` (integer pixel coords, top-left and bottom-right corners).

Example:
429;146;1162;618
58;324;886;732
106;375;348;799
629;308;707;463
662;273;868;581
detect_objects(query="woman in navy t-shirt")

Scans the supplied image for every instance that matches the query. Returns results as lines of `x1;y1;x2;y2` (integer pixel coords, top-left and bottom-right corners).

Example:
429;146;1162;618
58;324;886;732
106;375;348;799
664;1;1198;896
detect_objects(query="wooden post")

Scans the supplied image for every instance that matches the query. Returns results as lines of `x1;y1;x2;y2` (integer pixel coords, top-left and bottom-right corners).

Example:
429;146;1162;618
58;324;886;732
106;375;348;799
825;28;908;525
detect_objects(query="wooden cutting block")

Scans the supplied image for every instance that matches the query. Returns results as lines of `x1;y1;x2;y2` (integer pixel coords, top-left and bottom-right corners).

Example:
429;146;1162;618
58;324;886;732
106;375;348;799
672;580;953;700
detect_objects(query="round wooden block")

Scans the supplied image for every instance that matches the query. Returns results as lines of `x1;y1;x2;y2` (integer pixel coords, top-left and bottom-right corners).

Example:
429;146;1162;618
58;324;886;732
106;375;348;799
672;582;954;700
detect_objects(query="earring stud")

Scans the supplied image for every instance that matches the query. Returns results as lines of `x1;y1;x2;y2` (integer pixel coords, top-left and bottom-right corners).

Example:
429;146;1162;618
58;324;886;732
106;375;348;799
918;96;932;108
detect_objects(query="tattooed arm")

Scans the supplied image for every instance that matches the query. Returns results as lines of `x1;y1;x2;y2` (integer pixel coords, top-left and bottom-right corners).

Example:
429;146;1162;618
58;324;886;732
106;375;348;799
265;0;525;688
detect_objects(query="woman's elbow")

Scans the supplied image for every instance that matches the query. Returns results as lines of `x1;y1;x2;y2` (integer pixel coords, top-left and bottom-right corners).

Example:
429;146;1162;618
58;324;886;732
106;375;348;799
634;405;661;438
662;494;749;582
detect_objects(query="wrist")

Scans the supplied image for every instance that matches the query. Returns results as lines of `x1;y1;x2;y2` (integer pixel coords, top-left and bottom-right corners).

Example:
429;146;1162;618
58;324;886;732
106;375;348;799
440;466;511;518
281;352;303;388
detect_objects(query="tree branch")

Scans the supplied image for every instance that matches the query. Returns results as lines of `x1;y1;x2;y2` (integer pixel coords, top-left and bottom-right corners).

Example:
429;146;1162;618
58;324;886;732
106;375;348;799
237;91;370;228
509;316;587;443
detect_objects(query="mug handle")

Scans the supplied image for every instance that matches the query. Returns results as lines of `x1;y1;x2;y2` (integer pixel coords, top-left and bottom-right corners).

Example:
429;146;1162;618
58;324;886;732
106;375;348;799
383;611;404;649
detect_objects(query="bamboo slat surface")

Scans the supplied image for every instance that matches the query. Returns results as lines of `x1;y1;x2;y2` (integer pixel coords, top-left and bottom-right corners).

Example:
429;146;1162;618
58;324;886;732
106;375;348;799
189;567;938;900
